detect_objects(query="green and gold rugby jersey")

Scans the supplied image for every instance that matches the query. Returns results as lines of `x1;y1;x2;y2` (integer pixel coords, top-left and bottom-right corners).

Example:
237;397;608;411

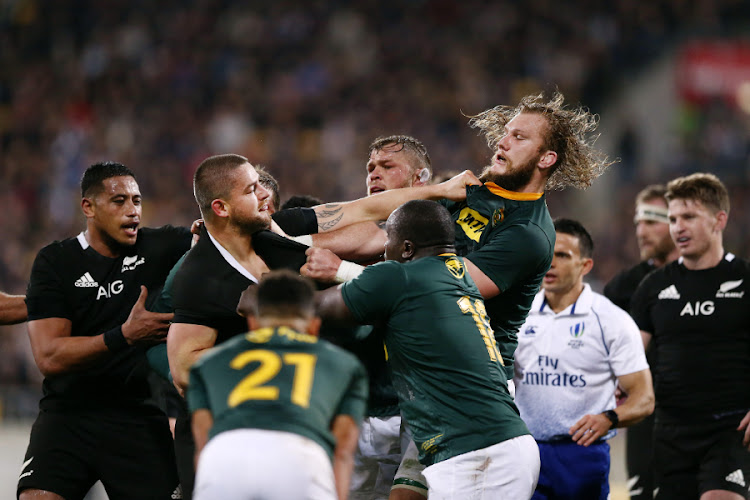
440;182;555;379
187;326;368;458
341;255;529;465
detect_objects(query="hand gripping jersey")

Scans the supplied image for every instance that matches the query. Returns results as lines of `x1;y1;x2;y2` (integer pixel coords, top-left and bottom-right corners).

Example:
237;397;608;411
513;284;649;441
25;226;191;411
440;182;555;380
630;253;750;423
187;326;368;458
341;255;529;466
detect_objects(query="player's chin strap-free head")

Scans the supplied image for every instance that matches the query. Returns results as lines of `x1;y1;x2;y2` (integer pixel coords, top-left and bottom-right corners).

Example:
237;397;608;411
417;168;431;183
634;203;669;224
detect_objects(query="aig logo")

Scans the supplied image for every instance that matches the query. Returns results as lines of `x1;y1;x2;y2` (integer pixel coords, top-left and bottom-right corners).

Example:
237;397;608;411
679;301;714;316
97;280;124;301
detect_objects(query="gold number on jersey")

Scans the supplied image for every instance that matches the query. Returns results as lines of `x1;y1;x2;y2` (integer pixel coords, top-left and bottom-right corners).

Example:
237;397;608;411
457;296;504;365
227;350;317;408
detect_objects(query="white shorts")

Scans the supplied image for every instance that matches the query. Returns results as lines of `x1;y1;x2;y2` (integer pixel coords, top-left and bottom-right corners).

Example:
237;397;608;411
423;434;540;500
194;429;336;500
350;415;408;500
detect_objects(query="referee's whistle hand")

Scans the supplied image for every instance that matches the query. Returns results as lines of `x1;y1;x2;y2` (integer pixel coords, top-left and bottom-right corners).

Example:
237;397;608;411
122;286;174;345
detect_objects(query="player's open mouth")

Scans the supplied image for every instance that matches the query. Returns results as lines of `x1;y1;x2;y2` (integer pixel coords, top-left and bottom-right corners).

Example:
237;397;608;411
122;222;139;237
370;187;385;194
676;236;690;246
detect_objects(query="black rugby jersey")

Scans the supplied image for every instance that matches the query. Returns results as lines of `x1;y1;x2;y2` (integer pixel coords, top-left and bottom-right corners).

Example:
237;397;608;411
630;253;750;422
604;260;657;312
26;226;191;411
171;226;259;344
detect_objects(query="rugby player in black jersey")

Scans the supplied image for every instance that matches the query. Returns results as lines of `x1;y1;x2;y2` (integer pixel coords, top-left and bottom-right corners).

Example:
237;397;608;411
19;162;191;500
604;184;678;500
630;173;750;500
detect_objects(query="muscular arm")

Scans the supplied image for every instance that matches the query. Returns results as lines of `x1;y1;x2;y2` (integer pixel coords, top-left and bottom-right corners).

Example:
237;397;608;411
191;408;214;468
311;221;386;262
28;318;109;376
315;285;358;325
28;286;172;376
0;292;27;325
464;258;501;299
331;414;359;500
167;323;218;393
313;171;479;233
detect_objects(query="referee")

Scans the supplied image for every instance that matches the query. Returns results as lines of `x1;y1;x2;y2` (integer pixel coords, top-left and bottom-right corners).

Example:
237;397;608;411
19;162;191;500
631;173;750;500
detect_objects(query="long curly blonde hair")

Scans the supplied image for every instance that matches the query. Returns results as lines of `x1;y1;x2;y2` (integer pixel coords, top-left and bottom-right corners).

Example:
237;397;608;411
468;92;615;190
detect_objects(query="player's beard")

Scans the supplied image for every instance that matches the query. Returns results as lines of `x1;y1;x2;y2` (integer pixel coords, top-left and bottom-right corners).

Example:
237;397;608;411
235;212;271;236
479;153;539;192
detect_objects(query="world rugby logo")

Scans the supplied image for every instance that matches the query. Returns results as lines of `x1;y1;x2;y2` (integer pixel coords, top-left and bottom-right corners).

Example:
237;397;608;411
569;322;585;338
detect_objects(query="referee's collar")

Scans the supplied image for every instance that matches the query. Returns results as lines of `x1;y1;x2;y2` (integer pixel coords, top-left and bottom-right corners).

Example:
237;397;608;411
205;228;259;284
534;283;594;316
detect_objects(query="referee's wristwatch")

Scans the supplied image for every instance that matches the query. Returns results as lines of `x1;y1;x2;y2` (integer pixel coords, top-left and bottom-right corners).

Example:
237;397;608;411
602;409;619;429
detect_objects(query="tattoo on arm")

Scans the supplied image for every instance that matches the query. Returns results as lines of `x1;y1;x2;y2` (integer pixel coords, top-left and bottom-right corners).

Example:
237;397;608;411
316;204;345;232
319;213;344;232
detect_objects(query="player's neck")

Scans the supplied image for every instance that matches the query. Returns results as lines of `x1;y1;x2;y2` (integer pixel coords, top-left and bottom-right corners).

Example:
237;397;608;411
653;247;680;267
681;243;724;271
544;283;584;313
84;228;126;259
205;222;269;277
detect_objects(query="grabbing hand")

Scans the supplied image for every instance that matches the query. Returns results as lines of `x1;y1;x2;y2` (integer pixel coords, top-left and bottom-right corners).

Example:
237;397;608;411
301;247;342;283
438;170;481;201
121;286;174;345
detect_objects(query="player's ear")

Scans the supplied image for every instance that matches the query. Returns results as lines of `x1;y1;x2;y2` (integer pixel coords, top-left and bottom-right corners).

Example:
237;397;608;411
306;316;322;337
402;240;415;261
538;150;558;171
715;210;728;233
81;197;95;218
211;198;229;219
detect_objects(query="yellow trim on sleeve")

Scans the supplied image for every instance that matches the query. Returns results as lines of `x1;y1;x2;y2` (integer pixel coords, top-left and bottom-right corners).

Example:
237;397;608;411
484;182;543;201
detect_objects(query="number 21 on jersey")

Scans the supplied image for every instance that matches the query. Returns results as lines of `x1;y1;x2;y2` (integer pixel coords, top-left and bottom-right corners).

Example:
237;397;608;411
227;350;317;408
457;296;504;365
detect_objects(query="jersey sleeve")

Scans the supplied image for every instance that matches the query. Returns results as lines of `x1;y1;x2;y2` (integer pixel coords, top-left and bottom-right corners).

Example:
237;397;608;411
340;261;404;324
466;223;551;293
187;365;210;412
335;358;369;422
605;306;650;376
25;245;71;321
252;230;308;272
272;207;319;236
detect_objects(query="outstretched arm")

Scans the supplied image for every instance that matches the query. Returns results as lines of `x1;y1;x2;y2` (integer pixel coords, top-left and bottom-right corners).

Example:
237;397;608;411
311;221;386;262
315;285;358;324
0;292;27;325
313;171;479;233
191;408;214;468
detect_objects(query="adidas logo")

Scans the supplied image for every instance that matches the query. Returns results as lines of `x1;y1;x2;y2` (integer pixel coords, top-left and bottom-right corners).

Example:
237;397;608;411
658;285;680;300
74;273;98;288
725;469;745;487
171;484;183;499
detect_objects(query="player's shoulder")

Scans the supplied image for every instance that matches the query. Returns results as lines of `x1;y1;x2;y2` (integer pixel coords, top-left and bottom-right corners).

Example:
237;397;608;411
32;234;87;269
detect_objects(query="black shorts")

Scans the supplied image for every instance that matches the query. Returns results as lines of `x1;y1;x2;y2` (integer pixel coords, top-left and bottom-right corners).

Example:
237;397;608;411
17;409;180;500
654;418;750;499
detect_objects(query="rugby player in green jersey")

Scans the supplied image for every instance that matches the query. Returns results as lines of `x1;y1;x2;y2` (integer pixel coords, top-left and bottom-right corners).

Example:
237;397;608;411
304;91;614;387
315;199;540;499
187;270;368;500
